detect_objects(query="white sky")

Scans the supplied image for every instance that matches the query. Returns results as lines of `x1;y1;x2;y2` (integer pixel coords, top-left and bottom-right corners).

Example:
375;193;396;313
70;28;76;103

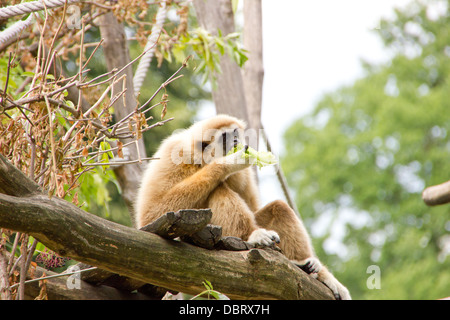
261;0;412;155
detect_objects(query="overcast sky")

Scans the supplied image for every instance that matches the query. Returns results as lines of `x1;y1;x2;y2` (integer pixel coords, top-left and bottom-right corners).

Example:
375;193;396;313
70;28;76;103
261;0;413;155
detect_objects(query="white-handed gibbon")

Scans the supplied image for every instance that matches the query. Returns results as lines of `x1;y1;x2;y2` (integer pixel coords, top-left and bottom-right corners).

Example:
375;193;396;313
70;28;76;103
135;114;351;300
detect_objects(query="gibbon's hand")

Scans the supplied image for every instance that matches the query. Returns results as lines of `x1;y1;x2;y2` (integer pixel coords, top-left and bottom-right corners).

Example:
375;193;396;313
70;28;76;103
295;257;323;275
220;145;254;173
247;228;280;246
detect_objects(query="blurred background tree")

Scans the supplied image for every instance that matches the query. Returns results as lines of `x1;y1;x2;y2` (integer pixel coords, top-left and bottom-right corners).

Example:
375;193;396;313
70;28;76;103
282;0;450;299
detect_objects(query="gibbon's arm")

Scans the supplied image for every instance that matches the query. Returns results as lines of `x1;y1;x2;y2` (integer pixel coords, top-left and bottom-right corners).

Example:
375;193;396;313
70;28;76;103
225;170;260;212
158;162;237;210
240;172;260;212
146;148;250;215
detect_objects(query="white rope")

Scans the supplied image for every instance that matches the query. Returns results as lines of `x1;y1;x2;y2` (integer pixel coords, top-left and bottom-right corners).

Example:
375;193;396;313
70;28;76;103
0;13;35;44
133;1;167;95
0;0;82;19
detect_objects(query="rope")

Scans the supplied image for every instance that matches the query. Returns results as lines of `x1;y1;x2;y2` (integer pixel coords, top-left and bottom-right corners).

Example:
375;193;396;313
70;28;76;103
0;0;82;19
0;13;34;44
133;0;167;95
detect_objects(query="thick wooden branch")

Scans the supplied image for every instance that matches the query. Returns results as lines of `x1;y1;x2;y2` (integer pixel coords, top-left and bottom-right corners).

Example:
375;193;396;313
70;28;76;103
422;180;450;206
0;155;42;197
0;155;334;300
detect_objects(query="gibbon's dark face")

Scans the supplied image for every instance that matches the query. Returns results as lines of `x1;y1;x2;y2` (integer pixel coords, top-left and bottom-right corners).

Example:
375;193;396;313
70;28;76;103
200;126;241;161
220;127;240;155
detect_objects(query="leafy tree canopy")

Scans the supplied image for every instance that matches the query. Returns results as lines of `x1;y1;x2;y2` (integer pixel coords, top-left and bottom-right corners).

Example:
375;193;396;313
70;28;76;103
282;0;450;299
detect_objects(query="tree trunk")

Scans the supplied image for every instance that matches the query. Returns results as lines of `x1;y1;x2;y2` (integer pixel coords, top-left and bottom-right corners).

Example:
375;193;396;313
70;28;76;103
242;0;264;133
193;0;250;125
98;12;147;224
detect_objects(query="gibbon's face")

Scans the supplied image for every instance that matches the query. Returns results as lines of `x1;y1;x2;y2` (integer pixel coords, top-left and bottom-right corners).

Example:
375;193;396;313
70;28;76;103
198;125;243;165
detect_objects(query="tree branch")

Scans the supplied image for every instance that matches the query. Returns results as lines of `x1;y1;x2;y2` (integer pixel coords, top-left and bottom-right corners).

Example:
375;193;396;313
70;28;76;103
22;262;154;300
0;154;335;300
422;180;450;206
0;154;42;197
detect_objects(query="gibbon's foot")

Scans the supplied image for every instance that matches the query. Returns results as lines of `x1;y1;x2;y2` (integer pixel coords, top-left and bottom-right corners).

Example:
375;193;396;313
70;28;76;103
295;257;322;275
292;259;351;300
247;228;280;246
319;273;352;300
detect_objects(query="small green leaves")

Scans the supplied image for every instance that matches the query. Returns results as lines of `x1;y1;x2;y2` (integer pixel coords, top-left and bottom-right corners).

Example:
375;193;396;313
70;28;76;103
190;280;230;300
171;27;248;87
228;143;278;169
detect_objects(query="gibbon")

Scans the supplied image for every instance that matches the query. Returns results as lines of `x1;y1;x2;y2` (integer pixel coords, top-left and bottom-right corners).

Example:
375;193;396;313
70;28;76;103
135;114;351;300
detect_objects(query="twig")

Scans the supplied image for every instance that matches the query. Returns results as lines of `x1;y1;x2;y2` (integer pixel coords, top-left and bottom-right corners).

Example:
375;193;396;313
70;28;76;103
9;266;98;290
1;53;12;104
8;254;22;277
24;239;38;278
17;235;28;300
109;64;186;135
44;96;58;196
261;126;300;216
43;0;69;83
138;70;185;112
82;157;158;167
78;41;161;89
81;38;104;71
77;20;85;113
141;117;174;134
7;233;21;274
27;134;36;180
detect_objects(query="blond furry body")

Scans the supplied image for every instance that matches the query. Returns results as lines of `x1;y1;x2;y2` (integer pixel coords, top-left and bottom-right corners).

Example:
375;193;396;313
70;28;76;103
135;114;351;300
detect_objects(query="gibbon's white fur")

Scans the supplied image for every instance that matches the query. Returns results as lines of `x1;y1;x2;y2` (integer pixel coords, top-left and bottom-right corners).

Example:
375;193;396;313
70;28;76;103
135;114;351;300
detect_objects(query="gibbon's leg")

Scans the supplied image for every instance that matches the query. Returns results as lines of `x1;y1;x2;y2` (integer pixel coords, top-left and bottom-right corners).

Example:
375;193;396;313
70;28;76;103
206;183;279;244
254;200;351;300
254;200;315;262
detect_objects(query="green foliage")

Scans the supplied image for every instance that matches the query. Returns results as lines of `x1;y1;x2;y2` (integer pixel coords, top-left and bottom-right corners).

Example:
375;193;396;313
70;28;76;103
228;143;278;169
282;0;450;299
191;280;230;300
169;28;248;87
0;56;29;100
